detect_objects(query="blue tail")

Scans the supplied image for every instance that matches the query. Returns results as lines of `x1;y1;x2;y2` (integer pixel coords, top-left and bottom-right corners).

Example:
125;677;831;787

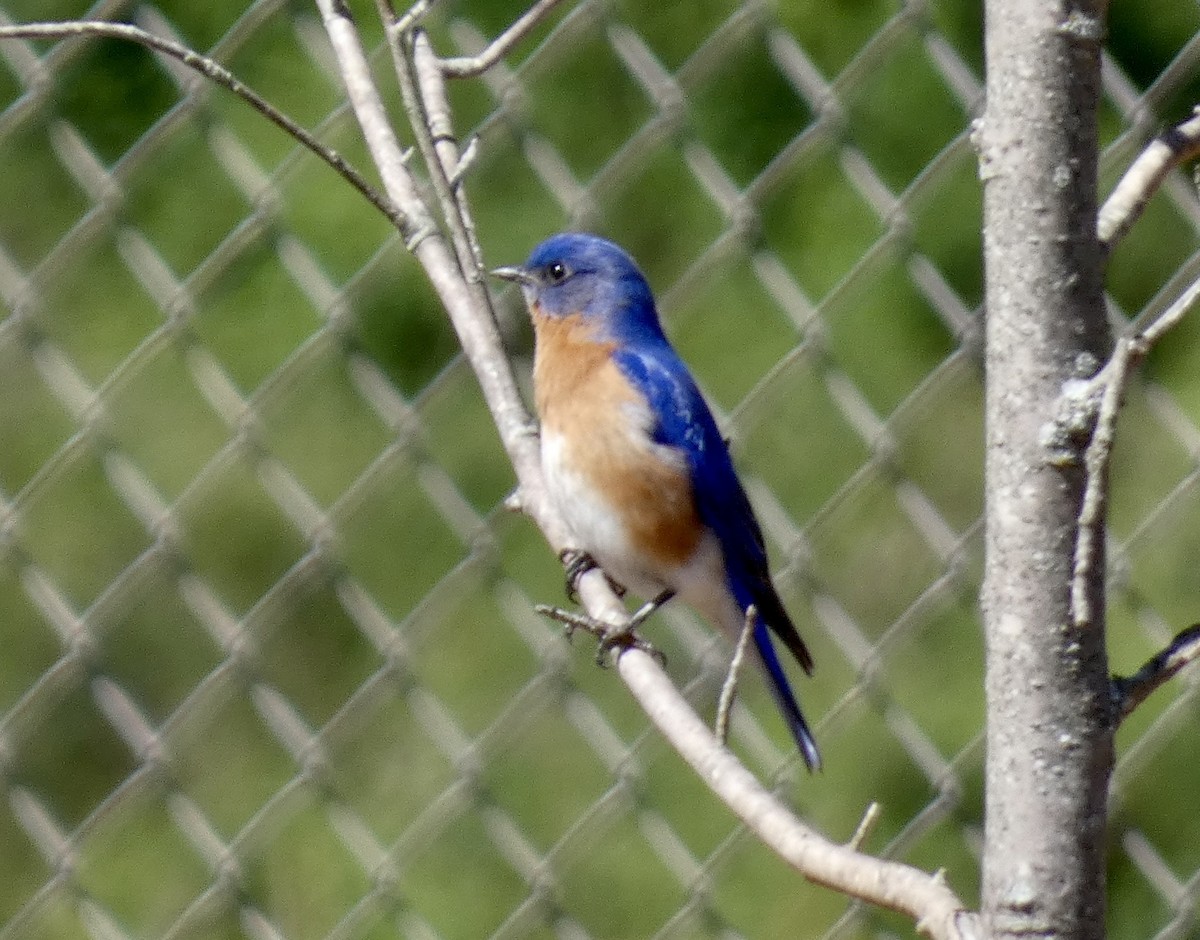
755;621;822;771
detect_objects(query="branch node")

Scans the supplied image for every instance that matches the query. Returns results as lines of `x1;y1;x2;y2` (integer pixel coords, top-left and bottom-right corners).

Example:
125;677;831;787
404;223;439;253
450;136;479;187
1040;375;1103;467
1055;10;1105;43
393;0;436;34
437;0;570;78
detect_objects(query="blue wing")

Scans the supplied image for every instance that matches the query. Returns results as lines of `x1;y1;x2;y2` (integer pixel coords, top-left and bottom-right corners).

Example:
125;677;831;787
612;344;821;770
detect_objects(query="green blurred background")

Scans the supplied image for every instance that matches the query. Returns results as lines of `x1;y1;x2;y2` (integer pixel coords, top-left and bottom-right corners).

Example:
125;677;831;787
1;0;1200;937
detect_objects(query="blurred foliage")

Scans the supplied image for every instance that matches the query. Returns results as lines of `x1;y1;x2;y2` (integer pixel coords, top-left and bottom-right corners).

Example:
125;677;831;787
1;0;1199;938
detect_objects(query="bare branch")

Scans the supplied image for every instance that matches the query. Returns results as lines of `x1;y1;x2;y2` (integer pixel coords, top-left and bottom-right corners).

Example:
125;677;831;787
1099;107;1200;253
715;604;755;744
375;1;464;262
411;30;489;272
1069;274;1200;629
313;0;548;524
1070;337;1135;629
1113;623;1200;722
0;21;405;233
619;652;979;940
436;0;569;77
392;0;438;34
980;0;1112;932
1136;268;1200;349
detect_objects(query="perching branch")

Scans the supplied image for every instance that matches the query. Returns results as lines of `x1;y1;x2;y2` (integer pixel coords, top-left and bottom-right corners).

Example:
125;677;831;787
1112;623;1200;722
1099;107;1200;254
620;653;979;940
313;3;979;934
0;21;405;233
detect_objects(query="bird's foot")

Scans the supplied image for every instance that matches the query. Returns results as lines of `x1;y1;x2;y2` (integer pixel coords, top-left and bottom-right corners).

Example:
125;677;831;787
595;621;665;667
589;588;676;665
560;549;595;603
535;604;665;667
559;549;625;602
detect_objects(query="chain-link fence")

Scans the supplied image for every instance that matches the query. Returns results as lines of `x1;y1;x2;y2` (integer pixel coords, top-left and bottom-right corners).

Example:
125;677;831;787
1;0;1199;937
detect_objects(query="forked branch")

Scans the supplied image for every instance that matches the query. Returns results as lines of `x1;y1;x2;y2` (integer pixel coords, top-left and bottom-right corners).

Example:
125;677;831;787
1067;274;1200;633
1059;105;1200;708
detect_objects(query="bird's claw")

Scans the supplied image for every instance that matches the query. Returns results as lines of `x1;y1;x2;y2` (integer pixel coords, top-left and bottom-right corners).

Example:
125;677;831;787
595;624;665;667
534;604;666;667
559;549;597;603
559;550;627;603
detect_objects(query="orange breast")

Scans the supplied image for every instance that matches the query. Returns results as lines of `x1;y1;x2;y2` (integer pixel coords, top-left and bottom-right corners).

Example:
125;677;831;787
533;308;703;569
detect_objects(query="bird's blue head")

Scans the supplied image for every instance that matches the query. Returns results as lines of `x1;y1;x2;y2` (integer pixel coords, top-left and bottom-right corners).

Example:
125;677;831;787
493;233;665;344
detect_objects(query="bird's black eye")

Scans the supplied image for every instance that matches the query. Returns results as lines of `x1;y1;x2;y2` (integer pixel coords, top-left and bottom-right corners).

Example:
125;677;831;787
544;261;570;285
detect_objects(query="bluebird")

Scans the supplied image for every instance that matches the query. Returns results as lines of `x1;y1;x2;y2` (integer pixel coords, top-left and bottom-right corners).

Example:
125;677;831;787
493;233;820;770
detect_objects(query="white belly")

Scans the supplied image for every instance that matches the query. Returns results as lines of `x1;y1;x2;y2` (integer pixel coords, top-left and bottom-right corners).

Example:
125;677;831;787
540;429;741;633
541;429;667;598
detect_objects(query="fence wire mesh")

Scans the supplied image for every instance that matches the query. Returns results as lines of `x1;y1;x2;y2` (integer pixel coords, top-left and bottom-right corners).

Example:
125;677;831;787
1;0;1199;937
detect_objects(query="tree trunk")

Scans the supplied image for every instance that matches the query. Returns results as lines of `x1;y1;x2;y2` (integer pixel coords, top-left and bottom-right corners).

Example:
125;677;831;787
978;1;1114;937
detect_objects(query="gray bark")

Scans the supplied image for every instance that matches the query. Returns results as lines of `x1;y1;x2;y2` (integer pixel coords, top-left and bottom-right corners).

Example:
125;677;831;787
978;1;1114;938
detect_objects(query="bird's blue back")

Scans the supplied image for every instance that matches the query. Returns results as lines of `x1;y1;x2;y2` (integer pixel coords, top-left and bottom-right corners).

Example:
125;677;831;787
614;338;821;770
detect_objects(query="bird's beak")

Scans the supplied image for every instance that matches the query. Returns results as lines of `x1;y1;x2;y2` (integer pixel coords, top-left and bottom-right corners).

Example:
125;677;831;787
490;266;535;285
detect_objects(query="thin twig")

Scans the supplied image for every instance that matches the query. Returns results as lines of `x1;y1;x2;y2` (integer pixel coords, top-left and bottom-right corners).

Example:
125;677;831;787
374;4;492;304
1137;270;1200;349
393;0;438;34
1070;337;1136;629
1113;623;1200;722
536;603;610;641
314;0;545;503
1070;274;1200;628
847;802;883;851
436;0;569;77
411;30;489;273
535;603;664;666
0;21;406;234
379;12;473;271
715;604;756;744
1099;107;1200;254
